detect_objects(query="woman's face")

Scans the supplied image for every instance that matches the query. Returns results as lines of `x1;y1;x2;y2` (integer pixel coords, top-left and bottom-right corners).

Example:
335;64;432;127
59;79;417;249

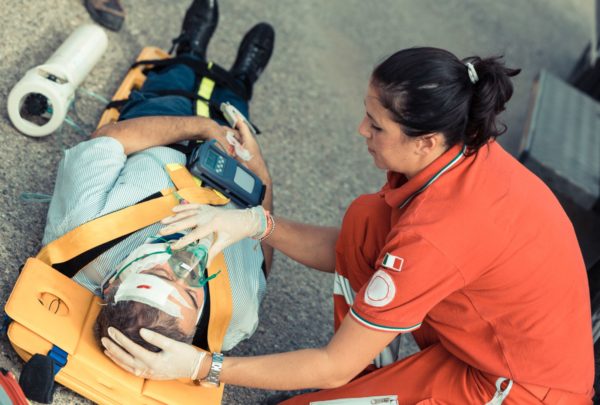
358;84;423;176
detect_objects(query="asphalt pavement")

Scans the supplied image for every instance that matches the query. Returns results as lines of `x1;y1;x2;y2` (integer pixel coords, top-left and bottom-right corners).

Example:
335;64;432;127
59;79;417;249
0;0;591;403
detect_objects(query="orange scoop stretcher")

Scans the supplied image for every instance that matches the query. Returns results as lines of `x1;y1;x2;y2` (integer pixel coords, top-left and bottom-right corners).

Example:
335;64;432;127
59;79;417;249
4;47;233;405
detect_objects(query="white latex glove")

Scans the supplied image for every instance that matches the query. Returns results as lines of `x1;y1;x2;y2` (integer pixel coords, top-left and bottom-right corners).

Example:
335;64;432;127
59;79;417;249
101;327;207;380
160;204;266;266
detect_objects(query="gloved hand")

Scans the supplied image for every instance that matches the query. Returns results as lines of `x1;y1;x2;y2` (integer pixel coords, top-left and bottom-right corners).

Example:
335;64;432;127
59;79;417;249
101;327;207;380
160;205;267;266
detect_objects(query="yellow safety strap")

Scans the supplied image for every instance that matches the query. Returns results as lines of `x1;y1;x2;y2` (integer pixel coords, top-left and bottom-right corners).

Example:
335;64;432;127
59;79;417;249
37;166;228;266
196;62;216;118
205;252;232;353
165;163;202;189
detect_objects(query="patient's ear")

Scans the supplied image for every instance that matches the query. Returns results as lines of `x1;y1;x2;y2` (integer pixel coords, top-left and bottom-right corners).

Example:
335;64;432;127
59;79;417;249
102;280;120;299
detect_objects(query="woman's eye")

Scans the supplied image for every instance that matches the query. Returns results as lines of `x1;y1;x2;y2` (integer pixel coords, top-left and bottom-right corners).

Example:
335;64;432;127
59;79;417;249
371;124;382;132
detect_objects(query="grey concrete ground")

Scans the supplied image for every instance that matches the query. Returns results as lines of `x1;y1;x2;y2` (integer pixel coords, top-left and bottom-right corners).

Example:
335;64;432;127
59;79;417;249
0;0;592;404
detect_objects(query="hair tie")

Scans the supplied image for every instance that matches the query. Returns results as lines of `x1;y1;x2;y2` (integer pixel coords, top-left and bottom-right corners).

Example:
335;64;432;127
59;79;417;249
465;62;479;84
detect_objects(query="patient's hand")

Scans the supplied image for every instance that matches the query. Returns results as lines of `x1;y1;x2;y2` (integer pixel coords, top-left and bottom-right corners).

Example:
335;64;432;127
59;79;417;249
203;120;238;156
234;119;271;185
102;327;208;381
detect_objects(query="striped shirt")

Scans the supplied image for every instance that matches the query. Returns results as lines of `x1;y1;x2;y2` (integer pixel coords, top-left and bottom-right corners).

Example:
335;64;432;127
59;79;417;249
42;137;266;350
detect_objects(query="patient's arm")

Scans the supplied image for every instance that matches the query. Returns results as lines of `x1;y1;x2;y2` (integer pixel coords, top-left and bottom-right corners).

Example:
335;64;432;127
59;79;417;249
92;116;230;155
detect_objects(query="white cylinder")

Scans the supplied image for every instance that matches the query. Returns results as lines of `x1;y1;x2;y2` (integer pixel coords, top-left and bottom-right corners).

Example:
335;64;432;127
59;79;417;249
7;24;108;137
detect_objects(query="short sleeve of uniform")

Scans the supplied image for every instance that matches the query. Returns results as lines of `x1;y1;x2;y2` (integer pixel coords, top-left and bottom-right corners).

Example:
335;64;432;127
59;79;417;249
350;230;465;333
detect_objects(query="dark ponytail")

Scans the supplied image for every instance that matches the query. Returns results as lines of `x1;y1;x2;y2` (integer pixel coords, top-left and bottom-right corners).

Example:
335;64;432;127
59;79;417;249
371;47;520;154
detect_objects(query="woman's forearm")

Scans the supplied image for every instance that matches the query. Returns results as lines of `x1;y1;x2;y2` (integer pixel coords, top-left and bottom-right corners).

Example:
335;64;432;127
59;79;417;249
205;316;398;390
266;218;339;273
92;116;218;155
221;349;344;390
240;144;338;272
100;314;398;393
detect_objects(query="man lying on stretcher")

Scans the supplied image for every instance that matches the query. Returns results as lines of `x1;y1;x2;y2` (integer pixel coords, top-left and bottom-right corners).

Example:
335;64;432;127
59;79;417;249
41;0;275;352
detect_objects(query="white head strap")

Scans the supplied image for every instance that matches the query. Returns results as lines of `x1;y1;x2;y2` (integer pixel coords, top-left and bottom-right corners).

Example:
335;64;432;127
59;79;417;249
465;62;479;84
114;273;192;319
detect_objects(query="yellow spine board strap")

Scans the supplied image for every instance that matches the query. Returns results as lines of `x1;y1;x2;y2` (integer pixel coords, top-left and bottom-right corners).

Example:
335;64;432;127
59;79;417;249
165;163;202;189
204;252;232;353
37;166;228;267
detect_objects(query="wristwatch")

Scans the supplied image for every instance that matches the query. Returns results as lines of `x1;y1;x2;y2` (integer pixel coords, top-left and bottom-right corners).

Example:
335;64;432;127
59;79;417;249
200;352;224;388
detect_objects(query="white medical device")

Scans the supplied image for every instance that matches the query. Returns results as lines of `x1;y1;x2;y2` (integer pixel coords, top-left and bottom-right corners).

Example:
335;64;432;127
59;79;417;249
7;24;108;137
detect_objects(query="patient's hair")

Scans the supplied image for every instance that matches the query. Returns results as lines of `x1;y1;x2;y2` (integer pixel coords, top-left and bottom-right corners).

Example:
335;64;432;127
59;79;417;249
94;287;194;352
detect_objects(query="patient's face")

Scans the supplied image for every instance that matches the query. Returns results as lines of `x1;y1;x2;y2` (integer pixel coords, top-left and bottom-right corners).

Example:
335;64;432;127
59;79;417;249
140;263;205;335
107;262;205;336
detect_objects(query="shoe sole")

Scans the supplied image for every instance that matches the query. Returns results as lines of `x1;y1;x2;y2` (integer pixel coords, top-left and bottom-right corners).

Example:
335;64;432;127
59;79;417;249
84;1;124;31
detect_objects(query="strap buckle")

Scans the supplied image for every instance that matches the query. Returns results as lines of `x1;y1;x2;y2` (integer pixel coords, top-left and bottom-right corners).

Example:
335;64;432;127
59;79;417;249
48;345;68;375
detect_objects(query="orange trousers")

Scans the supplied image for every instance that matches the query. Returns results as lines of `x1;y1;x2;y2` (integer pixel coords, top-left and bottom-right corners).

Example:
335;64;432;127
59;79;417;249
281;327;592;405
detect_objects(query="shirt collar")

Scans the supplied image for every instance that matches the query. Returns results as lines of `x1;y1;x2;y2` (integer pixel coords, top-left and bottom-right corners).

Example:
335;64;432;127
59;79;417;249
381;144;466;208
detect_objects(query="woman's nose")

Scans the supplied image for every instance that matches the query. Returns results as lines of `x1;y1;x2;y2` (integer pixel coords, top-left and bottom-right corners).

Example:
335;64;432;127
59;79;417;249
358;116;370;139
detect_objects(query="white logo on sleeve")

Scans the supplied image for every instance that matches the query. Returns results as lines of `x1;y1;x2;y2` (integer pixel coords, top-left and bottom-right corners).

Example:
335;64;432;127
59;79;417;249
365;270;396;307
381;253;404;272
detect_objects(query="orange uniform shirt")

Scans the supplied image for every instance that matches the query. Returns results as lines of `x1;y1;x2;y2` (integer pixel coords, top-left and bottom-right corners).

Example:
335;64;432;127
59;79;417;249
335;141;594;395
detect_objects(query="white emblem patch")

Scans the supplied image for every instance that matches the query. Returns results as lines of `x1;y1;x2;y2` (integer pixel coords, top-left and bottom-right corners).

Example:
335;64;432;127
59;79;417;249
364;270;396;307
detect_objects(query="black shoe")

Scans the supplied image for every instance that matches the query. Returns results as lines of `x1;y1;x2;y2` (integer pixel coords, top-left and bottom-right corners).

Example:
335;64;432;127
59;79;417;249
230;22;275;99
84;0;126;32
171;0;219;58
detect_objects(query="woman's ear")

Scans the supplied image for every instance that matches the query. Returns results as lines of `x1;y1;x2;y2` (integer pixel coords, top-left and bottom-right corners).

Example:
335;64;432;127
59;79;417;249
415;132;445;156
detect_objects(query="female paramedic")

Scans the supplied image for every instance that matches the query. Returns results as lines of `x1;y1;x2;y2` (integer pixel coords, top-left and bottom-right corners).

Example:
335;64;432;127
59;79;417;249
102;47;594;404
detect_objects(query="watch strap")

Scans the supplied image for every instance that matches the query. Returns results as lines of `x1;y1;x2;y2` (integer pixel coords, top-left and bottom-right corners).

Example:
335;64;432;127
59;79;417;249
200;352;224;387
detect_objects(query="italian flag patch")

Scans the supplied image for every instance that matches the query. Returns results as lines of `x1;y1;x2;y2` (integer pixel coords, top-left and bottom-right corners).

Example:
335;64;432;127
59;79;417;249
381;253;404;272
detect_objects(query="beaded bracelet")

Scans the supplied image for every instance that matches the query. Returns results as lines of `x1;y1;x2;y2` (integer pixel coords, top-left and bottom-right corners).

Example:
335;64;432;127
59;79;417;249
259;212;275;242
252;208;275;241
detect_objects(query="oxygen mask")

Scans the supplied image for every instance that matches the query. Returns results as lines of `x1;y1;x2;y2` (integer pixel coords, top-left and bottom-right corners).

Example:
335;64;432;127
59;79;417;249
167;234;214;288
113;233;218;289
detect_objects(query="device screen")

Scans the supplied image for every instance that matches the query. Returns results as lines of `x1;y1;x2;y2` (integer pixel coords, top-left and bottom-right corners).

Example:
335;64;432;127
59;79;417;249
234;167;255;193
